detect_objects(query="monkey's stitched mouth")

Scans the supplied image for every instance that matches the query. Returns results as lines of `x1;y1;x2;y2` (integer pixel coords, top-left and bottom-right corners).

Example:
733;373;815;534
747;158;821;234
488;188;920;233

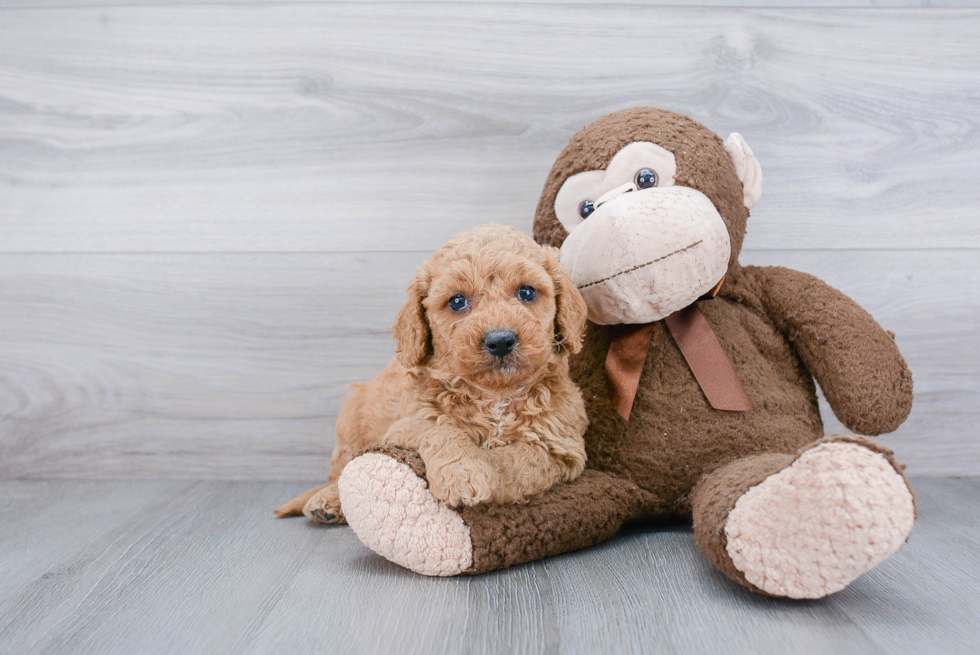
577;240;703;290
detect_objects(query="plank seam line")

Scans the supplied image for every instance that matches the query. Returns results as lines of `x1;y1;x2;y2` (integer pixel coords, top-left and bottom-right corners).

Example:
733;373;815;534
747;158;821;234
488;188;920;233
0;247;976;255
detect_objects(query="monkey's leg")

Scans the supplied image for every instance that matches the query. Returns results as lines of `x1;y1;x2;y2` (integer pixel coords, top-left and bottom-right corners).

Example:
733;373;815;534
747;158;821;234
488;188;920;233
691;434;916;599
337;446;650;576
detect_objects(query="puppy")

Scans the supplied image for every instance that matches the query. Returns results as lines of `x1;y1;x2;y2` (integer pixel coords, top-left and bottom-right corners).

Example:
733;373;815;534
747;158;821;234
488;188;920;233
276;223;589;524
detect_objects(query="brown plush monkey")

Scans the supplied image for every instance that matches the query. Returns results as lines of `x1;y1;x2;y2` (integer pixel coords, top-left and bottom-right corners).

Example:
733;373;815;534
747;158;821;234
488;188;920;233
336;107;916;599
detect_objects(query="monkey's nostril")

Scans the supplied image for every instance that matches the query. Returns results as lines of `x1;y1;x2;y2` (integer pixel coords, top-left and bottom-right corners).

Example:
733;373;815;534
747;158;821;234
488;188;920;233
483;330;517;358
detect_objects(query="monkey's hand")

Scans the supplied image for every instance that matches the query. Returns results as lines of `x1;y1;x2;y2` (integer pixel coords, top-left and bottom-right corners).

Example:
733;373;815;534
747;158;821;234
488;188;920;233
748;264;913;436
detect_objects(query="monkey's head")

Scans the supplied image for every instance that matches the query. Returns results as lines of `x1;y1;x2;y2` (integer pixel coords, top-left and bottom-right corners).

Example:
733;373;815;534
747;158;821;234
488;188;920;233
533;107;762;325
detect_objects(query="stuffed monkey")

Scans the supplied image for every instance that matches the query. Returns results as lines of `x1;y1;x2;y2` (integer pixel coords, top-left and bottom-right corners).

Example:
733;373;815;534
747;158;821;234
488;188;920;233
336;107;915;599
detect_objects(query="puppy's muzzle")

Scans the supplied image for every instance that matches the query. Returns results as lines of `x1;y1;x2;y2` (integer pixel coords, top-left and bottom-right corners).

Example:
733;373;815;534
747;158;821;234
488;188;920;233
483;329;517;359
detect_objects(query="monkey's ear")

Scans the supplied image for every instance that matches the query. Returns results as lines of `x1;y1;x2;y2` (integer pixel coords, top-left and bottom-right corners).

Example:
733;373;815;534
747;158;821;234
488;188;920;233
724;133;763;210
392;268;432;368
544;246;588;355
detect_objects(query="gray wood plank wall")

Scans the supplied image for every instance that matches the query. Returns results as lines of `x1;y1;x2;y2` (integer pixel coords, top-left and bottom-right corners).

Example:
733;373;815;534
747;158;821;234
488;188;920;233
1;3;977;479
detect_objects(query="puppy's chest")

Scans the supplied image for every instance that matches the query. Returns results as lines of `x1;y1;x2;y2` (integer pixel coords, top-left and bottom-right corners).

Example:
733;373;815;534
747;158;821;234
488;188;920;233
455;397;530;449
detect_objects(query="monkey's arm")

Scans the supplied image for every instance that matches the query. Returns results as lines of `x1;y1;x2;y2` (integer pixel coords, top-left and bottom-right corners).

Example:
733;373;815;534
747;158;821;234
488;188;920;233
747;265;913;435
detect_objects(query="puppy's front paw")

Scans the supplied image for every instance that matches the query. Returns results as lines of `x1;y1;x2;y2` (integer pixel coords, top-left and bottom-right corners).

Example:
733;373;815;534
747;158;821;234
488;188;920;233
427;454;499;508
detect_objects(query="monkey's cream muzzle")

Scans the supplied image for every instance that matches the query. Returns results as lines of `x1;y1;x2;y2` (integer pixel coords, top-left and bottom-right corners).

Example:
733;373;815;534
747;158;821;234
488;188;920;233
560;186;731;325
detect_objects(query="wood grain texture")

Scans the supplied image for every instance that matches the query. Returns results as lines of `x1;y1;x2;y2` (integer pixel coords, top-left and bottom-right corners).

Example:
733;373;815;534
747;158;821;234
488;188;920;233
0;5;978;252
0;479;192;594
0;478;977;654
5;1;980;8
0;249;975;479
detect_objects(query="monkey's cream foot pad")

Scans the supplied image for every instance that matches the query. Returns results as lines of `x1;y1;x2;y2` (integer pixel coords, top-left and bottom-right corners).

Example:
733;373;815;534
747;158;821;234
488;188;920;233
725;442;915;599
338;453;473;576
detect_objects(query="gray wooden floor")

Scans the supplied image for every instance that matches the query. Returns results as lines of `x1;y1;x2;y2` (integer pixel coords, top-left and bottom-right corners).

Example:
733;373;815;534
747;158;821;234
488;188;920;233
0;477;976;655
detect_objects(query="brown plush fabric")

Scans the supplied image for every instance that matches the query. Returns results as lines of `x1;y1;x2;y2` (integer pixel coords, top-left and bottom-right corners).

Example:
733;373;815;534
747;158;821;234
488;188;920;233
527;107;912;509
690;452;794;595
748;266;914;435
455;107;915;591
461;470;650;574
573;297;828;517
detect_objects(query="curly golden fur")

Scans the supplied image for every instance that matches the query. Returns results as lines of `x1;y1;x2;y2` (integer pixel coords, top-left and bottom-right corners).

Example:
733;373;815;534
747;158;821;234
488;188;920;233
276;223;590;524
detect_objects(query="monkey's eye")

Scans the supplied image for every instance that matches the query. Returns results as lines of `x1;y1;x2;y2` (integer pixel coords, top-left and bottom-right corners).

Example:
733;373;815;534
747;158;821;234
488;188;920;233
518;286;537;303
579;200;595;219
448;294;469;312
635;168;659;189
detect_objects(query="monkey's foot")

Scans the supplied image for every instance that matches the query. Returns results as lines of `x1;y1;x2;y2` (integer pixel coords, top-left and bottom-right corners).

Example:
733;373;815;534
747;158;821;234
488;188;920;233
338;450;473;576
724;439;915;599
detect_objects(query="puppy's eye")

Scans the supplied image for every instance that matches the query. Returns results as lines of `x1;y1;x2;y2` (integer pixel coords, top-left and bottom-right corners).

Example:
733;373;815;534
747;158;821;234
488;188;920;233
518;286;537;303
579;200;595;219
448;294;469;312
635;168;659;189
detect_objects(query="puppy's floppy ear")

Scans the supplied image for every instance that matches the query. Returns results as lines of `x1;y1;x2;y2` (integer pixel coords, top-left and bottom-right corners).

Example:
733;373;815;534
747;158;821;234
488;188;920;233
392;266;432;368
543;246;588;355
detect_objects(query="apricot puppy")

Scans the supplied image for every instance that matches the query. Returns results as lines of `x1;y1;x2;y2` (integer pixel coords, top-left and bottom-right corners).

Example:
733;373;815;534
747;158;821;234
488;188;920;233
276;223;589;524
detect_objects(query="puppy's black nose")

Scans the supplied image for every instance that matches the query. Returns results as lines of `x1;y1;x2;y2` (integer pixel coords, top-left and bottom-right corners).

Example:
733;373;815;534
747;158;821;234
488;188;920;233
483;330;517;358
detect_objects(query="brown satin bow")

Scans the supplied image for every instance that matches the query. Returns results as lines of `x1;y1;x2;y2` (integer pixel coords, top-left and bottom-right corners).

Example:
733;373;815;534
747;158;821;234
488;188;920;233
605;276;755;421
